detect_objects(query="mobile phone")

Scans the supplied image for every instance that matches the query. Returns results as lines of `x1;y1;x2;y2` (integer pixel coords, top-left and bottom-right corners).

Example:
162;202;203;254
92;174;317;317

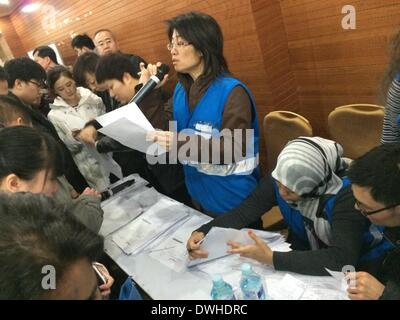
92;264;107;286
100;178;136;201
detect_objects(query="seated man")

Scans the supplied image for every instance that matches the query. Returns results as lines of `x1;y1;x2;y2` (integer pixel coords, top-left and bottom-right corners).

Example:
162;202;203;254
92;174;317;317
346;143;400;300
0;192;104;299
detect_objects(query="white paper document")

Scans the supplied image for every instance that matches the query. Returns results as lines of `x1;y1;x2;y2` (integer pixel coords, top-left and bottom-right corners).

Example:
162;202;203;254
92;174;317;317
96;102;154;131
98;117;166;156
268;274;307;300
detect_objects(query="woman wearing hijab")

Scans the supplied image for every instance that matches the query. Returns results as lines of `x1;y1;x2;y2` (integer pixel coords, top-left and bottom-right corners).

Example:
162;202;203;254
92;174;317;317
186;137;393;276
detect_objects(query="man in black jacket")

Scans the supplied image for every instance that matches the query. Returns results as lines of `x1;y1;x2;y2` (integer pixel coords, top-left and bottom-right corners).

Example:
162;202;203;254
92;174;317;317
346;143;400;300
4;57;89;193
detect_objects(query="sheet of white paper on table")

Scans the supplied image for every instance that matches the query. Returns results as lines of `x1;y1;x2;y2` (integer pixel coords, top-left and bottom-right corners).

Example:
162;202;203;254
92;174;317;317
96;102;154;131
267;274;307;300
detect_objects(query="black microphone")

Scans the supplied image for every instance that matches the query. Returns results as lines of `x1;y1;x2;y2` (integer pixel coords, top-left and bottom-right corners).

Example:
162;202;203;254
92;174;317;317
130;64;170;105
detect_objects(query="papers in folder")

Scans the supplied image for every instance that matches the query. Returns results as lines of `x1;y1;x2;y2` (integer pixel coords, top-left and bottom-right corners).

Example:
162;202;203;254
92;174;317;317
96;102;166;156
111;198;190;255
187;227;288;267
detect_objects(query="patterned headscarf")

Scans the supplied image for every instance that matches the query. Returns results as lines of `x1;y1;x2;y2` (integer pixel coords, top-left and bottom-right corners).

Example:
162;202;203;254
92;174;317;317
272;137;348;248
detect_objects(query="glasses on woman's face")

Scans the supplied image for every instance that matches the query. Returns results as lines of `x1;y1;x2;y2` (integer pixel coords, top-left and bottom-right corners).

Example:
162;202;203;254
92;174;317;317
355;199;399;217
166;41;191;51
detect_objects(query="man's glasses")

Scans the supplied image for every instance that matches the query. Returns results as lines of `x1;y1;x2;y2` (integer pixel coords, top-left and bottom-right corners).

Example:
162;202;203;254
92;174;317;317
166;41;191;51
355;199;399;217
27;80;47;89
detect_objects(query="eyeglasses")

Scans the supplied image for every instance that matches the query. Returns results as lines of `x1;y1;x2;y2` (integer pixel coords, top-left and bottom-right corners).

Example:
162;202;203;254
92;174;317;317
28;80;46;89
166;41;191;51
355;199;399;217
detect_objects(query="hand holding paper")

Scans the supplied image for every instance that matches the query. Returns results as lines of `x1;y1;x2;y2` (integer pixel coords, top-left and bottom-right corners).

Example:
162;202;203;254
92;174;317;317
227;230;274;265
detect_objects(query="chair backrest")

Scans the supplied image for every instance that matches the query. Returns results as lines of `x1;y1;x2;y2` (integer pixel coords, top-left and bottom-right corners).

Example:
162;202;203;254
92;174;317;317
328;104;384;159
263;111;313;170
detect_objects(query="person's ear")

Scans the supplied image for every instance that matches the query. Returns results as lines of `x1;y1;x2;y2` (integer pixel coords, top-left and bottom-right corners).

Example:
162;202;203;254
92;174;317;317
14;79;24;90
16;117;24;126
2;174;23;193
44;56;51;67
122;72;132;85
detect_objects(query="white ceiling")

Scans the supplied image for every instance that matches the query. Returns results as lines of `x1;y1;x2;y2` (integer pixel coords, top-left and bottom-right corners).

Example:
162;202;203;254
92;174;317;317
0;0;23;18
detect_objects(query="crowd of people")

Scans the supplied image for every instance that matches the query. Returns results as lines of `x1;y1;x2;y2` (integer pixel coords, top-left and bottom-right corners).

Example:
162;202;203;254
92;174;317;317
0;11;398;300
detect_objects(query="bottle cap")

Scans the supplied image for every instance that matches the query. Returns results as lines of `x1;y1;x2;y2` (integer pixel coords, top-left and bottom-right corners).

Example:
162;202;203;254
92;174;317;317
212;274;222;283
241;263;251;272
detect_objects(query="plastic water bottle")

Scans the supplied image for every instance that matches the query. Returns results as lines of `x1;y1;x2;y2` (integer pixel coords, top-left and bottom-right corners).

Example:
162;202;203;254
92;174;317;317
240;263;266;300
210;275;236;300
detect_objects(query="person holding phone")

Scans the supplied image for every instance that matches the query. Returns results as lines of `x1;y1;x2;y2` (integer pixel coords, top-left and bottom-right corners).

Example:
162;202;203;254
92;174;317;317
92;262;114;299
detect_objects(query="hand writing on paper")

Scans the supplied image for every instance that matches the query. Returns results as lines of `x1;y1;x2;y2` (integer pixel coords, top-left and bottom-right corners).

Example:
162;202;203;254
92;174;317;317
186;231;208;260
227;230;274;265
346;272;385;300
139;62;169;87
147;131;175;151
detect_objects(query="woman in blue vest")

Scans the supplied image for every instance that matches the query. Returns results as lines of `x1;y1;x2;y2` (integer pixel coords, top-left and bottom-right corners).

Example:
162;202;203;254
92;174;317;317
147;12;260;216
187;137;393;276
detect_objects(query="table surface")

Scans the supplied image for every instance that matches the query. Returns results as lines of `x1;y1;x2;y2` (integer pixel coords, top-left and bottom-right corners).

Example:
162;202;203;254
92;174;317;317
101;174;349;300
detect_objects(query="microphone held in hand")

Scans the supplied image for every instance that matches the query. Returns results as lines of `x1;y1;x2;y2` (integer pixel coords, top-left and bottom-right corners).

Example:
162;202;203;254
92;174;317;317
131;63;170;105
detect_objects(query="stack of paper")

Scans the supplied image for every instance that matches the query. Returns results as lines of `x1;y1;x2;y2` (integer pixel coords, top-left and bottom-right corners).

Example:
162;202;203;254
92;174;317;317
111;198;190;255
100;187;160;237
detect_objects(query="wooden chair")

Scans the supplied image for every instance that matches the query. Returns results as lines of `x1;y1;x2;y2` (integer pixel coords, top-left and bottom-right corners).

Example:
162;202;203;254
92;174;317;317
328;104;384;159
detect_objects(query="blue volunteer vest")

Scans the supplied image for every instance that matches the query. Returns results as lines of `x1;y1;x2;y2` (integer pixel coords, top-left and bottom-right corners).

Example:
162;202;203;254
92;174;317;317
274;178;393;262
173;76;260;214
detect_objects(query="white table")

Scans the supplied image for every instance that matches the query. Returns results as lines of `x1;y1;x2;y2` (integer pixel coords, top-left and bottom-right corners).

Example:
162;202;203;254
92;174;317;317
101;175;349;300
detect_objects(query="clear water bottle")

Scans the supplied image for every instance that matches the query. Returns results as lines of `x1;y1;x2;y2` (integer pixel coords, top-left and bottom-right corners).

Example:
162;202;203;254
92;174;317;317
240;263;266;300
210;274;236;300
